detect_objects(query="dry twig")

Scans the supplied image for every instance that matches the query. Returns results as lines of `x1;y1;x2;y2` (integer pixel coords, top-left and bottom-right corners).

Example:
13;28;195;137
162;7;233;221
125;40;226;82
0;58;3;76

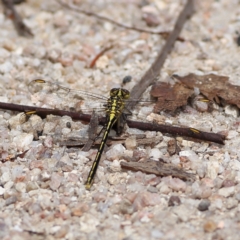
58;0;184;40
1;0;33;37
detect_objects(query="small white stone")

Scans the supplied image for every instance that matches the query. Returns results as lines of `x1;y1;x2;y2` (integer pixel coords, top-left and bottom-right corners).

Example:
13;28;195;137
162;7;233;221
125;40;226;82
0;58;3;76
13;133;33;151
167;178;187;192
172;205;193;222
125;136;137;150
229;160;240;171
15;182;26;193
0;171;11;184
0;48;10;58
4;181;14;190
8;113;23;129
210;198;223;210
30;58;41;67
205;161;219;179
0;186;5;195
105;144;125;161
180;140;194;148
3;112;11;120
226;130;238;140
179;150;196;157
224;105;239;117
193;100;208;112
218;186;235;197
107;173;121;185
226;198;238;209
103;22;113;31
149;148;162;160
159;184;171;194
43;122;57;134
62;127;71;135
96;55;109;69
11;165;24;180
44;136;53;148
0;61;13;73
109;160;121;172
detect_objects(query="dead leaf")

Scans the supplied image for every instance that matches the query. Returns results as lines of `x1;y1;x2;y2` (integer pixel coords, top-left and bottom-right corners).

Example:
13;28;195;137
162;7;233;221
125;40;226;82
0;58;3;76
173;73;240;108
150;82;194;112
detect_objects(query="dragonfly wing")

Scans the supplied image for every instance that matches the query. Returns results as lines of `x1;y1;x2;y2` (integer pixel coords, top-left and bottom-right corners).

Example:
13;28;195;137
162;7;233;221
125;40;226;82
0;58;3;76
28;79;108;115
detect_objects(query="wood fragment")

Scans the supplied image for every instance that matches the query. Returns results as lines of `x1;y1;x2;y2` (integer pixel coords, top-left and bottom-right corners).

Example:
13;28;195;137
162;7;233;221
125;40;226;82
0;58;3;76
174;73;240;109
151;82;194;112
120;160;195;181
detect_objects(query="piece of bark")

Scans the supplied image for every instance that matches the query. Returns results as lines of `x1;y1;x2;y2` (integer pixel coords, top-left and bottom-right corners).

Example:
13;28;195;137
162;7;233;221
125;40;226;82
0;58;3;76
151;82;194;112
173;73;240;108
120;160;195;181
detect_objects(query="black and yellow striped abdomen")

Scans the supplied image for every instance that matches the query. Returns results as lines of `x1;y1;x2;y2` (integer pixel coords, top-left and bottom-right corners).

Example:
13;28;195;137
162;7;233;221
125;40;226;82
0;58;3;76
85;88;130;190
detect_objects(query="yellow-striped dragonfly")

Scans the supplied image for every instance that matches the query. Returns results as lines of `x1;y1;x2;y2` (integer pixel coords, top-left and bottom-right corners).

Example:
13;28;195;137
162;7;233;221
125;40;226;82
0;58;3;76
28;79;153;190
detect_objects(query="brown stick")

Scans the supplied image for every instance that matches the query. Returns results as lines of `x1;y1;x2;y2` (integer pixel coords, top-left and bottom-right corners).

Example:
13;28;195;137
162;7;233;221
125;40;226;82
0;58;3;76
58;0;184;40
0;102;225;144
89;44;113;68
121;160;195;181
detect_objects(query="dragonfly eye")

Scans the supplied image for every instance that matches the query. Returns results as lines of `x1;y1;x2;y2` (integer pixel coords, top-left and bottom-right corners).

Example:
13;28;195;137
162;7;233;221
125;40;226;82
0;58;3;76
122;89;130;99
110;88;130;99
110;88;118;96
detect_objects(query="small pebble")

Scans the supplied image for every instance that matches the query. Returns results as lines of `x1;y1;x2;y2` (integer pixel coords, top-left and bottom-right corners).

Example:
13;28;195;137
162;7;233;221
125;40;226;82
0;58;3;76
203;220;217;233
168;195;181;206
71;203;89;217
15;182;26;193
0;187;5;195
119;199;134;215
226;198;238;209
5;196;17;206
167;178;187;192
218;186;235;198
105;144;125;161
49;173;63;191
198;199;211;211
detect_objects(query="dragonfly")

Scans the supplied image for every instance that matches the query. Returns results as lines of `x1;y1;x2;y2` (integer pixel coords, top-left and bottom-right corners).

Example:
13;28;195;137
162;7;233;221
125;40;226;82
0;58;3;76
28;79;153;190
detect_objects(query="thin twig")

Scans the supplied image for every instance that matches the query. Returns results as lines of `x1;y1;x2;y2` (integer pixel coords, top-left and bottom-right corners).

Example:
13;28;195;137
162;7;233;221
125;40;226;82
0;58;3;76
58;0;184;41
89;44;113;68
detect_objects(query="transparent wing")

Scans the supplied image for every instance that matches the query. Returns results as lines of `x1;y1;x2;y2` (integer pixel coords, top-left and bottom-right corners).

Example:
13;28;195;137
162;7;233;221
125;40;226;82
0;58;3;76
28;79;108;115
28;79;156;117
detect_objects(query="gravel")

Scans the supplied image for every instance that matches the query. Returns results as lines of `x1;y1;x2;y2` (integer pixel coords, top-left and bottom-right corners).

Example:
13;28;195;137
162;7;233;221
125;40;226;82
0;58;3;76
1;0;240;239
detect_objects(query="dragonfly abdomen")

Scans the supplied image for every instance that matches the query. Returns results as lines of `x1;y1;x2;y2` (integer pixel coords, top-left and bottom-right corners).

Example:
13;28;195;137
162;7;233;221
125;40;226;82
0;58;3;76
85;115;117;189
85;88;130;190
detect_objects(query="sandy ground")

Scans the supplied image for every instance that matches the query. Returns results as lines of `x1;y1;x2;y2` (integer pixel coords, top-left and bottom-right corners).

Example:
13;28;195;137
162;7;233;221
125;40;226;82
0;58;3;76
1;0;240;239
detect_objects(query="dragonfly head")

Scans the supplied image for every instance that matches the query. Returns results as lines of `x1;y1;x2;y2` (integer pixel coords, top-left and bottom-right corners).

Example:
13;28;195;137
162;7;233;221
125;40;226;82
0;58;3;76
110;88;130;100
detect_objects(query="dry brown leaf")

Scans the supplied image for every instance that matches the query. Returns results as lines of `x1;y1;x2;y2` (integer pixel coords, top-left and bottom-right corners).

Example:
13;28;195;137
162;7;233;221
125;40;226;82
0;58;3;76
173;73;240;108
150;82;194;112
